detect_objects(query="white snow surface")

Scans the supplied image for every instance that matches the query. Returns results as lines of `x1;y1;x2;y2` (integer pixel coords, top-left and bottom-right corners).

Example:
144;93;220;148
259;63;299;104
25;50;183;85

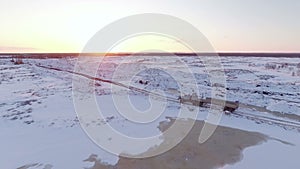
0;55;300;169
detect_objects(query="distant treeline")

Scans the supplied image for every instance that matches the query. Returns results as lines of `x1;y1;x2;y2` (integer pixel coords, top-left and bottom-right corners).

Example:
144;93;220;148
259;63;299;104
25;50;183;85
0;52;300;59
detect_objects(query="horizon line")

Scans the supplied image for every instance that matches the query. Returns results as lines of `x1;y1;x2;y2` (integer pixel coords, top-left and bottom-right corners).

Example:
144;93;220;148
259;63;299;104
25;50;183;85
1;52;300;58
1;51;300;54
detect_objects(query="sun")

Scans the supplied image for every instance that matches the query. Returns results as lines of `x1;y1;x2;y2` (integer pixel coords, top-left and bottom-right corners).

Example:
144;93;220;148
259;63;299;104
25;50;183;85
109;34;193;53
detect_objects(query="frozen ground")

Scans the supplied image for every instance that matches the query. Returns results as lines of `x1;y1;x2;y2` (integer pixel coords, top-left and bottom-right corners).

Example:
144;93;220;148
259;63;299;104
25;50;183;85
0;55;300;169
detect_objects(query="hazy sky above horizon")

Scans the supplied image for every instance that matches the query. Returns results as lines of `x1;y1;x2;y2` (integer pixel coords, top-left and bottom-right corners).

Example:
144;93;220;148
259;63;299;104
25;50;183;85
0;0;299;53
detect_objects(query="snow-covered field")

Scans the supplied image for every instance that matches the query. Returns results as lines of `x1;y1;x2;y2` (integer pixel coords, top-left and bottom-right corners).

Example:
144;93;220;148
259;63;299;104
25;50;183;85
0;55;300;169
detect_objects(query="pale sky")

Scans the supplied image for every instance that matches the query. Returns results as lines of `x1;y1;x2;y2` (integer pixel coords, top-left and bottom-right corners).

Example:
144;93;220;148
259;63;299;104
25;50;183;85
0;0;299;53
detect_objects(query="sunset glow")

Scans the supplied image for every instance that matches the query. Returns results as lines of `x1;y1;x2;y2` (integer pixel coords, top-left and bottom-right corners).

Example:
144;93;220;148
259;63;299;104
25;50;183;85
110;35;193;53
0;0;299;53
